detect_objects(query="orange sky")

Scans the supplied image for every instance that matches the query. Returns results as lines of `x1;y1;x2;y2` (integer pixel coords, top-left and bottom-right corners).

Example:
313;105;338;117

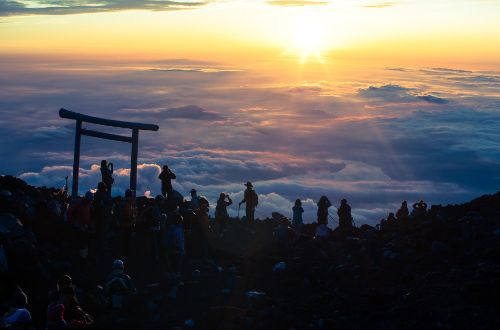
1;0;500;69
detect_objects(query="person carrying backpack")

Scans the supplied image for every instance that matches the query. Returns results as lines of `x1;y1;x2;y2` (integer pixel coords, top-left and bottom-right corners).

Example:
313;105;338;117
239;182;258;226
104;259;136;310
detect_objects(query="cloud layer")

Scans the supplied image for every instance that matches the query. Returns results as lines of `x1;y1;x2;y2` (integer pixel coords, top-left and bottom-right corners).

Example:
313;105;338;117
1;56;499;226
0;0;209;17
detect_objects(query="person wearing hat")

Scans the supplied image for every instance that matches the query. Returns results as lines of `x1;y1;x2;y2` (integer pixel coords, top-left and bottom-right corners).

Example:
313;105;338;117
158;165;176;197
239;182;258;226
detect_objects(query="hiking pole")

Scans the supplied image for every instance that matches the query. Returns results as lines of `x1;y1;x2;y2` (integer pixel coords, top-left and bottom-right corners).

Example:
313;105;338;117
328;213;339;224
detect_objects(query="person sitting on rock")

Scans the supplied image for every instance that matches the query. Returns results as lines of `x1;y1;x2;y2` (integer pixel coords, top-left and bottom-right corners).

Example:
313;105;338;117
215;193;232;237
1;287;33;329
337;198;353;229
104;259;136;309
316;196;331;226
396;201;409;222
59;286;94;327
292;199;304;231
158;165;176;197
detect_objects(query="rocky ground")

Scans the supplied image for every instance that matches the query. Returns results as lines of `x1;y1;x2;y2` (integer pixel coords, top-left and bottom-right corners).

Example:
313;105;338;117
1;175;500;329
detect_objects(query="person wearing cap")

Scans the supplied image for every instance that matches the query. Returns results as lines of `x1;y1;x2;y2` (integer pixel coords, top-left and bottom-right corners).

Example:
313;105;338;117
337;198;353;230
104;259;136;309
239;182;258;226
158;165;176;197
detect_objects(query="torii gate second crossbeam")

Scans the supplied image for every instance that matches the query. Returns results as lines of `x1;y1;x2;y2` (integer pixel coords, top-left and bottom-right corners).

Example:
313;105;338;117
59;108;159;197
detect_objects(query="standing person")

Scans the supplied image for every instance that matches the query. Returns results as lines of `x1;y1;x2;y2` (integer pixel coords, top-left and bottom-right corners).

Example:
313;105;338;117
411;200;428;218
292;199;304;230
316;196;331;226
100;160;114;197
396;200;409;222
118;189;136;259
92;182;112;262
215;193;232;237
239;182;258;226
158;165;176;197
190;189;201;211
67;192;93;230
337;198;353;230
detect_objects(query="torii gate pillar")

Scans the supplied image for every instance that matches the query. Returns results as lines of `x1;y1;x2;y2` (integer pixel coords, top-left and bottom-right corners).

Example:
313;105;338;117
59;108;159;197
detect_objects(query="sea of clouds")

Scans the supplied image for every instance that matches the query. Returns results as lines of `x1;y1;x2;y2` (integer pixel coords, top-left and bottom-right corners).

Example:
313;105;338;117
1;56;499;226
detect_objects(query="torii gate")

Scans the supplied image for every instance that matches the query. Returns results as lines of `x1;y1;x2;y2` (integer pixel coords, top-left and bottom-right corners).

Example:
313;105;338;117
59;108;159;197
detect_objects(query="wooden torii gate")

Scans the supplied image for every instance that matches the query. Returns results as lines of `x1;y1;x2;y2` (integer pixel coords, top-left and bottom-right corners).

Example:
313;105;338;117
59;108;159;197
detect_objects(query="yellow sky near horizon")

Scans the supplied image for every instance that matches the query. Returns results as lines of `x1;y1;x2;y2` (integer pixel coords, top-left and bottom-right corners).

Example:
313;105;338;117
1;0;500;69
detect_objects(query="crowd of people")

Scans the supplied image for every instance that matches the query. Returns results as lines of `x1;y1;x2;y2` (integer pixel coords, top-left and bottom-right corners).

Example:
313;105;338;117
0;160;434;329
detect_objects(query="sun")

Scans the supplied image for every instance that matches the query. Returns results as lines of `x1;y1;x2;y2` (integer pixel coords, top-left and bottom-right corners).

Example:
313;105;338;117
288;19;328;63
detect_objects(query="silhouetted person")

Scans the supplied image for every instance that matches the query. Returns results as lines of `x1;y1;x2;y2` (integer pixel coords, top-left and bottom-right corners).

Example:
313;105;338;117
59;286;93;327
105;259;136;309
239;182;258;226
317;196;331;226
292;199;304;230
100;160;114;197
158;165;176;197
92;182;112;262
163;211;185;271
396;200;409;222
67;191;93;230
337;198;353;229
118;189;136;258
387;212;396;224
190;189;201;211
1;287;32;329
215;193;232;236
411;200;428;218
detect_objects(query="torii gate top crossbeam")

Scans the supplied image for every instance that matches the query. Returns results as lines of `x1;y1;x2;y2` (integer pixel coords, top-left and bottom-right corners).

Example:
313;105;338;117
60;108;159;131
59;108;159;197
